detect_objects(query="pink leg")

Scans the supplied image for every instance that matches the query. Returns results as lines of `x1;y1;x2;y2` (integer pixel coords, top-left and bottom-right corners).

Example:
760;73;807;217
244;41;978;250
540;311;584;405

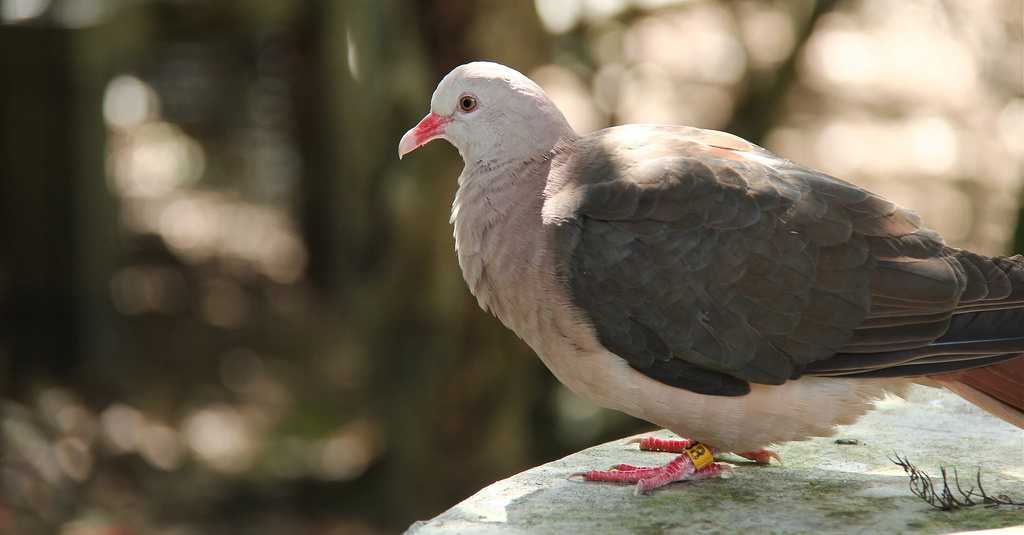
630;436;780;465
572;455;726;495
626;437;693;452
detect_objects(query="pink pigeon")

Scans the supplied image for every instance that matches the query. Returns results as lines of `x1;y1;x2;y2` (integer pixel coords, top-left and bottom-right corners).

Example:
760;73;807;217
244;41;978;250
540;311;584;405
399;62;1024;494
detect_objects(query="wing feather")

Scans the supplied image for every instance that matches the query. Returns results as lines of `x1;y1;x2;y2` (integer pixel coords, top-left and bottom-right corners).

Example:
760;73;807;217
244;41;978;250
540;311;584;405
545;126;1024;395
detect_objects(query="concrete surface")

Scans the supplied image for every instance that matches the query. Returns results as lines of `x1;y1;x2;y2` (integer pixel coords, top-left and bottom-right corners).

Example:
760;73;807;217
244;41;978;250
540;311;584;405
408;386;1024;535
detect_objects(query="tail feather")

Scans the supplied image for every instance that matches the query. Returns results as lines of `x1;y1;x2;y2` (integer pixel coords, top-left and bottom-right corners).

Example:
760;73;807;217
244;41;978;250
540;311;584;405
930;253;1024;428
950;358;1024;411
937;359;1024;428
938;307;1024;342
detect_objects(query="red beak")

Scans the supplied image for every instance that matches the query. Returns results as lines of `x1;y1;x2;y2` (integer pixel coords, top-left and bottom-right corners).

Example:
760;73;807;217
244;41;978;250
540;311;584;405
398;112;451;159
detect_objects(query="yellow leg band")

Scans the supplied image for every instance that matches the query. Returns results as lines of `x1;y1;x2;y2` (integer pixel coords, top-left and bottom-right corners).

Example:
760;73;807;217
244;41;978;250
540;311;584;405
684;442;714;469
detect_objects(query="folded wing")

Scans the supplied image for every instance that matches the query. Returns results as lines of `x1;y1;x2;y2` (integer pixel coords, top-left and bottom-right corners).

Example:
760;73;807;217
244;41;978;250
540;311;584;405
546;125;1024;396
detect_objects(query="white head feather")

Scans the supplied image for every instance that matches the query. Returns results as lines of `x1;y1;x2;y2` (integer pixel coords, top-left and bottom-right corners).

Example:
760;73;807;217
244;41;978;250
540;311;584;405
426;62;576;165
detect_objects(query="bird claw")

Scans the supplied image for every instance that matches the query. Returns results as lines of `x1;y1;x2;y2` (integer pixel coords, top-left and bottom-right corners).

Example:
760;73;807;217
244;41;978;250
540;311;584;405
738;449;783;465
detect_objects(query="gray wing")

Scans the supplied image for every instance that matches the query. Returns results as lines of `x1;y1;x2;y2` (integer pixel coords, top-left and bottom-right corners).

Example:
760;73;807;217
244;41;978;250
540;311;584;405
547;126;1024;396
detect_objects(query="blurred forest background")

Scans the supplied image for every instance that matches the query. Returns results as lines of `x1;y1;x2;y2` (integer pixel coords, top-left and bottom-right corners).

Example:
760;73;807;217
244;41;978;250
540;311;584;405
0;0;1021;533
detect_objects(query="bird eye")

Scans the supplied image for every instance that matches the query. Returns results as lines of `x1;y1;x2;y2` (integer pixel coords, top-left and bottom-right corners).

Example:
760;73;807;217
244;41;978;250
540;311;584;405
458;95;477;113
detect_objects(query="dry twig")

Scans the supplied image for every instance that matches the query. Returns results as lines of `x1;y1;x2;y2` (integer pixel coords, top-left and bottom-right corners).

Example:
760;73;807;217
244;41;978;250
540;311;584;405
889;453;1024;511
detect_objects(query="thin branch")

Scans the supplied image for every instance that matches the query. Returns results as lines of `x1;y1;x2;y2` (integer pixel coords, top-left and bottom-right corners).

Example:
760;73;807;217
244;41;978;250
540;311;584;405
724;0;842;144
889;452;1024;511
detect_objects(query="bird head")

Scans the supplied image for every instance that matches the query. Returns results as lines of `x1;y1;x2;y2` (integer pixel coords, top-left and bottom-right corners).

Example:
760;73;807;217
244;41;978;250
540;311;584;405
398;62;574;164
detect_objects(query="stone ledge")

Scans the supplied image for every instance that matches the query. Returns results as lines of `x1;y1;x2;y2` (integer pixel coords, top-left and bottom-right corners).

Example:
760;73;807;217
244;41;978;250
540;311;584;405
408;386;1024;535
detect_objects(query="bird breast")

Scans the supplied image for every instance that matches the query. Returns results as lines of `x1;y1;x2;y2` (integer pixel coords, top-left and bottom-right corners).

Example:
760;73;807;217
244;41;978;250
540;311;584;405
450;160;595;357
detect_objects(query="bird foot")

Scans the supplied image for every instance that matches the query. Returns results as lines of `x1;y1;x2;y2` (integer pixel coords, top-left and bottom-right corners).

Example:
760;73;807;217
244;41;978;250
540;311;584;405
570;454;726;495
628;436;781;465
569;435;779;494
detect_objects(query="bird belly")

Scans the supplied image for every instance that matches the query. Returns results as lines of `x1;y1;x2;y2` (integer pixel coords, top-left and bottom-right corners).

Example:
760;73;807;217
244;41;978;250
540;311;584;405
536;346;904;452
